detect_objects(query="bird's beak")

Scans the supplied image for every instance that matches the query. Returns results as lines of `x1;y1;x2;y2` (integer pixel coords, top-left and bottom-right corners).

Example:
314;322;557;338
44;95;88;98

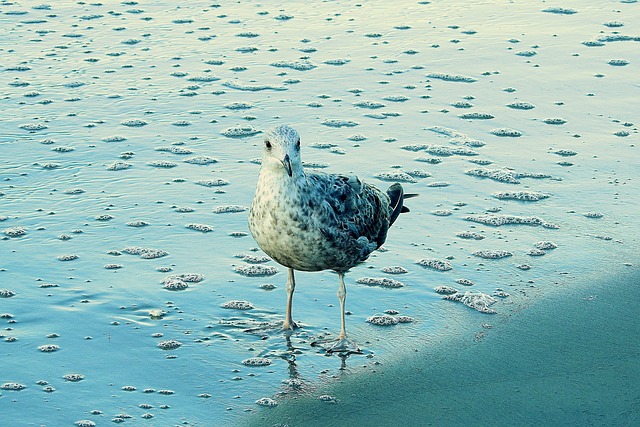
282;154;293;177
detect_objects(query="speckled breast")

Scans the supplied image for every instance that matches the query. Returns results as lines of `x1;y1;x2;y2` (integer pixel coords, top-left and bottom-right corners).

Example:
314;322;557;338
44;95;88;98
249;193;334;272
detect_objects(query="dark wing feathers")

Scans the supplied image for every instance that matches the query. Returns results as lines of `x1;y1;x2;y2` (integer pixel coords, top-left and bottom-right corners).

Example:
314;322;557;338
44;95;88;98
305;173;416;269
307;173;390;250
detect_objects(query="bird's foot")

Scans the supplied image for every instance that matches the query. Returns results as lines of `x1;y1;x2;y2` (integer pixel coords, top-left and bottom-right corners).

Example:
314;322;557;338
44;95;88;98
311;337;362;355
281;319;300;332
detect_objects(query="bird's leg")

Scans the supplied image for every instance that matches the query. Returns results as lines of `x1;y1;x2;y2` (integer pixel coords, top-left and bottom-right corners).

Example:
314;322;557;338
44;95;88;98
314;272;361;354
282;268;298;330
337;272;348;339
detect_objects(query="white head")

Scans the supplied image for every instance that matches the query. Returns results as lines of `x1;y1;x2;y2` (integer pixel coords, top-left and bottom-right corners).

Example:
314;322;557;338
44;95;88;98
262;124;302;177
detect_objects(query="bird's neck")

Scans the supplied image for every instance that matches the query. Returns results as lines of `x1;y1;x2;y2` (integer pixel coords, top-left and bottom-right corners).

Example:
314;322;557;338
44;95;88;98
259;161;307;188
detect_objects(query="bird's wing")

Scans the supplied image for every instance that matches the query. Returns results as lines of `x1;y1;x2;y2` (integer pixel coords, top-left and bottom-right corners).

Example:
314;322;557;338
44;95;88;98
306;173;391;250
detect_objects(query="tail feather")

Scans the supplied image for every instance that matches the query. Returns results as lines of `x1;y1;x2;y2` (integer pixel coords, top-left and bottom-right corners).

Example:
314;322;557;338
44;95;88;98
386;183;404;226
387;183;417;225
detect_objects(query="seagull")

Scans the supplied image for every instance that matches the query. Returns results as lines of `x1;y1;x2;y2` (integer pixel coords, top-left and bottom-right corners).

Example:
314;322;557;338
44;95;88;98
248;124;412;353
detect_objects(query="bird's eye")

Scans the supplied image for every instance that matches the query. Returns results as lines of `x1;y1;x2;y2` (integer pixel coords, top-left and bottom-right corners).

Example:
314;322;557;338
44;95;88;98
265;140;272;149
296;139;301;149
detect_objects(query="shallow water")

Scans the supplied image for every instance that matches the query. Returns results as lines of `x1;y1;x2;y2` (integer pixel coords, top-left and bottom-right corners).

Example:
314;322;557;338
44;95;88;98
1;0;638;426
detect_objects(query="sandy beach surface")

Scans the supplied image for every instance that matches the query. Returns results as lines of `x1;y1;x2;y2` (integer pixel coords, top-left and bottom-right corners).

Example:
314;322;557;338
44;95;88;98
243;269;640;426
1;1;638;426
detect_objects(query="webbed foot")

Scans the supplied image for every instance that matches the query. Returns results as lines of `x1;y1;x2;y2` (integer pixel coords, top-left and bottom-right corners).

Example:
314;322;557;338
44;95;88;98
311;337;362;355
282;319;300;331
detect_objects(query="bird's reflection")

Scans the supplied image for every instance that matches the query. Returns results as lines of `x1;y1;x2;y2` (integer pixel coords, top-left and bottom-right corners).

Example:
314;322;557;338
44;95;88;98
216;312;366;383
268;331;362;399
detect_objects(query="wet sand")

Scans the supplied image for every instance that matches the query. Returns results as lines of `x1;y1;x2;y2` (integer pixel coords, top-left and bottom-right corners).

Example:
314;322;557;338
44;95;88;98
244;267;640;426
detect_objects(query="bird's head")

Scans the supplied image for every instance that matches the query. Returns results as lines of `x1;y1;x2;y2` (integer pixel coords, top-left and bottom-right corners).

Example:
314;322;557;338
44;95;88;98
262;124;302;177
